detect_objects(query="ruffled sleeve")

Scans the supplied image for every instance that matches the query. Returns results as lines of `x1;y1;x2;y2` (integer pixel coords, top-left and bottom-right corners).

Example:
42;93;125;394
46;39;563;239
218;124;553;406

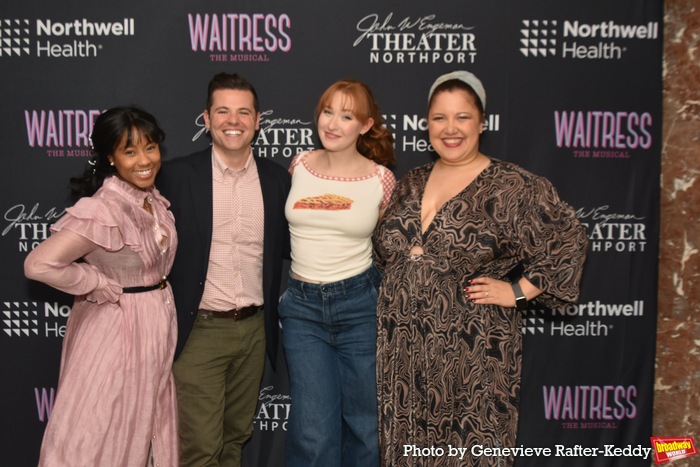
24;228;122;304
511;175;588;307
52;196;140;252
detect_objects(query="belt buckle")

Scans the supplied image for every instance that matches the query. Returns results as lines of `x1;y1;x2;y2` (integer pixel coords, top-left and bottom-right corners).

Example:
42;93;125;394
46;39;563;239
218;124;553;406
199;310;214;320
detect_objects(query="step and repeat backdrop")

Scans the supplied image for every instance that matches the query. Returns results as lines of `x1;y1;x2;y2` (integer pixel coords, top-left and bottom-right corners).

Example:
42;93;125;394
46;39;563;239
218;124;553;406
1;0;662;465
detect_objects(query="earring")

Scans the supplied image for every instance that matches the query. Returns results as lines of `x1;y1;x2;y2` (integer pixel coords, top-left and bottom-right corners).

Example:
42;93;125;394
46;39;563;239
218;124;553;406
109;161;115;166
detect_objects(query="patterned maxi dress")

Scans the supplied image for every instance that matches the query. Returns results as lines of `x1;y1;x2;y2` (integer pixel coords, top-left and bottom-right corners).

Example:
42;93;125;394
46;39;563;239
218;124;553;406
34;177;179;467
373;160;588;467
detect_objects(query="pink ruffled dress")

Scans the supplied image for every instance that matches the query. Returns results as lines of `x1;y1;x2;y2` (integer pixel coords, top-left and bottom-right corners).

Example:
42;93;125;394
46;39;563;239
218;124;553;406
25;176;179;467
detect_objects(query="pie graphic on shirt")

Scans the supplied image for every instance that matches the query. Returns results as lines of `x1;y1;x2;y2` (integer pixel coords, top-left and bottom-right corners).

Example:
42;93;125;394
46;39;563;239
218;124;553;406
293;193;354;210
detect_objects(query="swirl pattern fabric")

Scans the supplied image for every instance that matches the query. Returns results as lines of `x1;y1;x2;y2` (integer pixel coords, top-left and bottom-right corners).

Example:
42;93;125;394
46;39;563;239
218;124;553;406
373;160;587;466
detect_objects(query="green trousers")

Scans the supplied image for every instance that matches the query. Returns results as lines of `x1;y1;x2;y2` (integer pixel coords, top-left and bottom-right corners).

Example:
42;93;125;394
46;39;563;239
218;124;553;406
173;310;266;467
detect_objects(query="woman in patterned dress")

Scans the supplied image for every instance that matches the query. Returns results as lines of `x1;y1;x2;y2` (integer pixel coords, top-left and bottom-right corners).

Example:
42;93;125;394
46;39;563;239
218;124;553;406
373;71;588;466
24;107;179;467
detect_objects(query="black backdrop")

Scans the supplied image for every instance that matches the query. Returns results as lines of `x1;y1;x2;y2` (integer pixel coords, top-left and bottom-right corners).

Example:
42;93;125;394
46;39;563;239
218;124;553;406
1;1;661;465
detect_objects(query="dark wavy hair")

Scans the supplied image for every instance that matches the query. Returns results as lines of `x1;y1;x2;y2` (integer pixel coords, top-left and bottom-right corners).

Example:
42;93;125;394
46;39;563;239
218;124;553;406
69;107;165;201
206;72;260;113
314;79;395;167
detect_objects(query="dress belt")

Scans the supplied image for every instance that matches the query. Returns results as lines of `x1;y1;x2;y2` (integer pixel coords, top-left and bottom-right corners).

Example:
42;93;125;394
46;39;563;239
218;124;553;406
123;278;168;294
197;305;262;321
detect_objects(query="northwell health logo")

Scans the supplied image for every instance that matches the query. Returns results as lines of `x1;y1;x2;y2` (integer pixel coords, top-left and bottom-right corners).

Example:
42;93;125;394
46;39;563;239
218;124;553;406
0;19;31;57
2;301;69;338
3;301;39;336
0;17;135;58
521;309;546;335
519;20;557;57
520;18;659;60
522;300;646;337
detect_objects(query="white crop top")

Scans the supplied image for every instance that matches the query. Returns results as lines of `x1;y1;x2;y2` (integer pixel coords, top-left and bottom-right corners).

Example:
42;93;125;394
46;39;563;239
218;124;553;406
285;151;396;282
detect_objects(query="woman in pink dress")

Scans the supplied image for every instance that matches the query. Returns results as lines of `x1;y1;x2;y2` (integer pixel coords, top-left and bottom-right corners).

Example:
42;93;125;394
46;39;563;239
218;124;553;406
24;107;179;467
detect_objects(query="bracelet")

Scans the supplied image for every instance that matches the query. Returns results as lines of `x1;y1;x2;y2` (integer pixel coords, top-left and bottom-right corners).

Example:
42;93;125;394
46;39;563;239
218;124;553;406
512;281;527;310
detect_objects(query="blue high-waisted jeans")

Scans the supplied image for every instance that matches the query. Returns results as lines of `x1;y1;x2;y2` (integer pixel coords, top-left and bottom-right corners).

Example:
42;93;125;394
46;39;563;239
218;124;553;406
279;264;381;467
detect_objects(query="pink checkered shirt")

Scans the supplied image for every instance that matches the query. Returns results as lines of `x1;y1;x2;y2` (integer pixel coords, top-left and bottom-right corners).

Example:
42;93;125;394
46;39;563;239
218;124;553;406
198;149;264;311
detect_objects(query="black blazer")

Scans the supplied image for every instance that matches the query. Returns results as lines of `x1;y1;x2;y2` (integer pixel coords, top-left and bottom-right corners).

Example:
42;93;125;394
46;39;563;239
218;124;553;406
157;148;291;367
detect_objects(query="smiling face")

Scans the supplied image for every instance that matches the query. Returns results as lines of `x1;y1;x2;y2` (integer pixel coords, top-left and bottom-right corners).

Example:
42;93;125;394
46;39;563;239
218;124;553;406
316;92;373;155
109;128;161;190
428;89;485;166
203;88;260;161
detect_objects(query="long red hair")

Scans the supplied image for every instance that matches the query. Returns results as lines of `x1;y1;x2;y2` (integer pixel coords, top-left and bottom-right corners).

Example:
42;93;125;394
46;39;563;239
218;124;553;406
314;79;395;166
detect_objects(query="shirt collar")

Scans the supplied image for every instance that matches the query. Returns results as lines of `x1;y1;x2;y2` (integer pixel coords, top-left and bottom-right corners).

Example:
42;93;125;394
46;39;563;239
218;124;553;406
211;148;254;177
102;175;154;204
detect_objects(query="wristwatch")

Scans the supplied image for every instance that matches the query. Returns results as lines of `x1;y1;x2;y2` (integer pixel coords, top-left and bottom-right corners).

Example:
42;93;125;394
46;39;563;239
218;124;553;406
512;281;528;310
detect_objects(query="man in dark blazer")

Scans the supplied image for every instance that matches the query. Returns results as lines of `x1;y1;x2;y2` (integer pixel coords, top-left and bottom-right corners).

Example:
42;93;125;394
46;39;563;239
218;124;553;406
157;73;290;467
